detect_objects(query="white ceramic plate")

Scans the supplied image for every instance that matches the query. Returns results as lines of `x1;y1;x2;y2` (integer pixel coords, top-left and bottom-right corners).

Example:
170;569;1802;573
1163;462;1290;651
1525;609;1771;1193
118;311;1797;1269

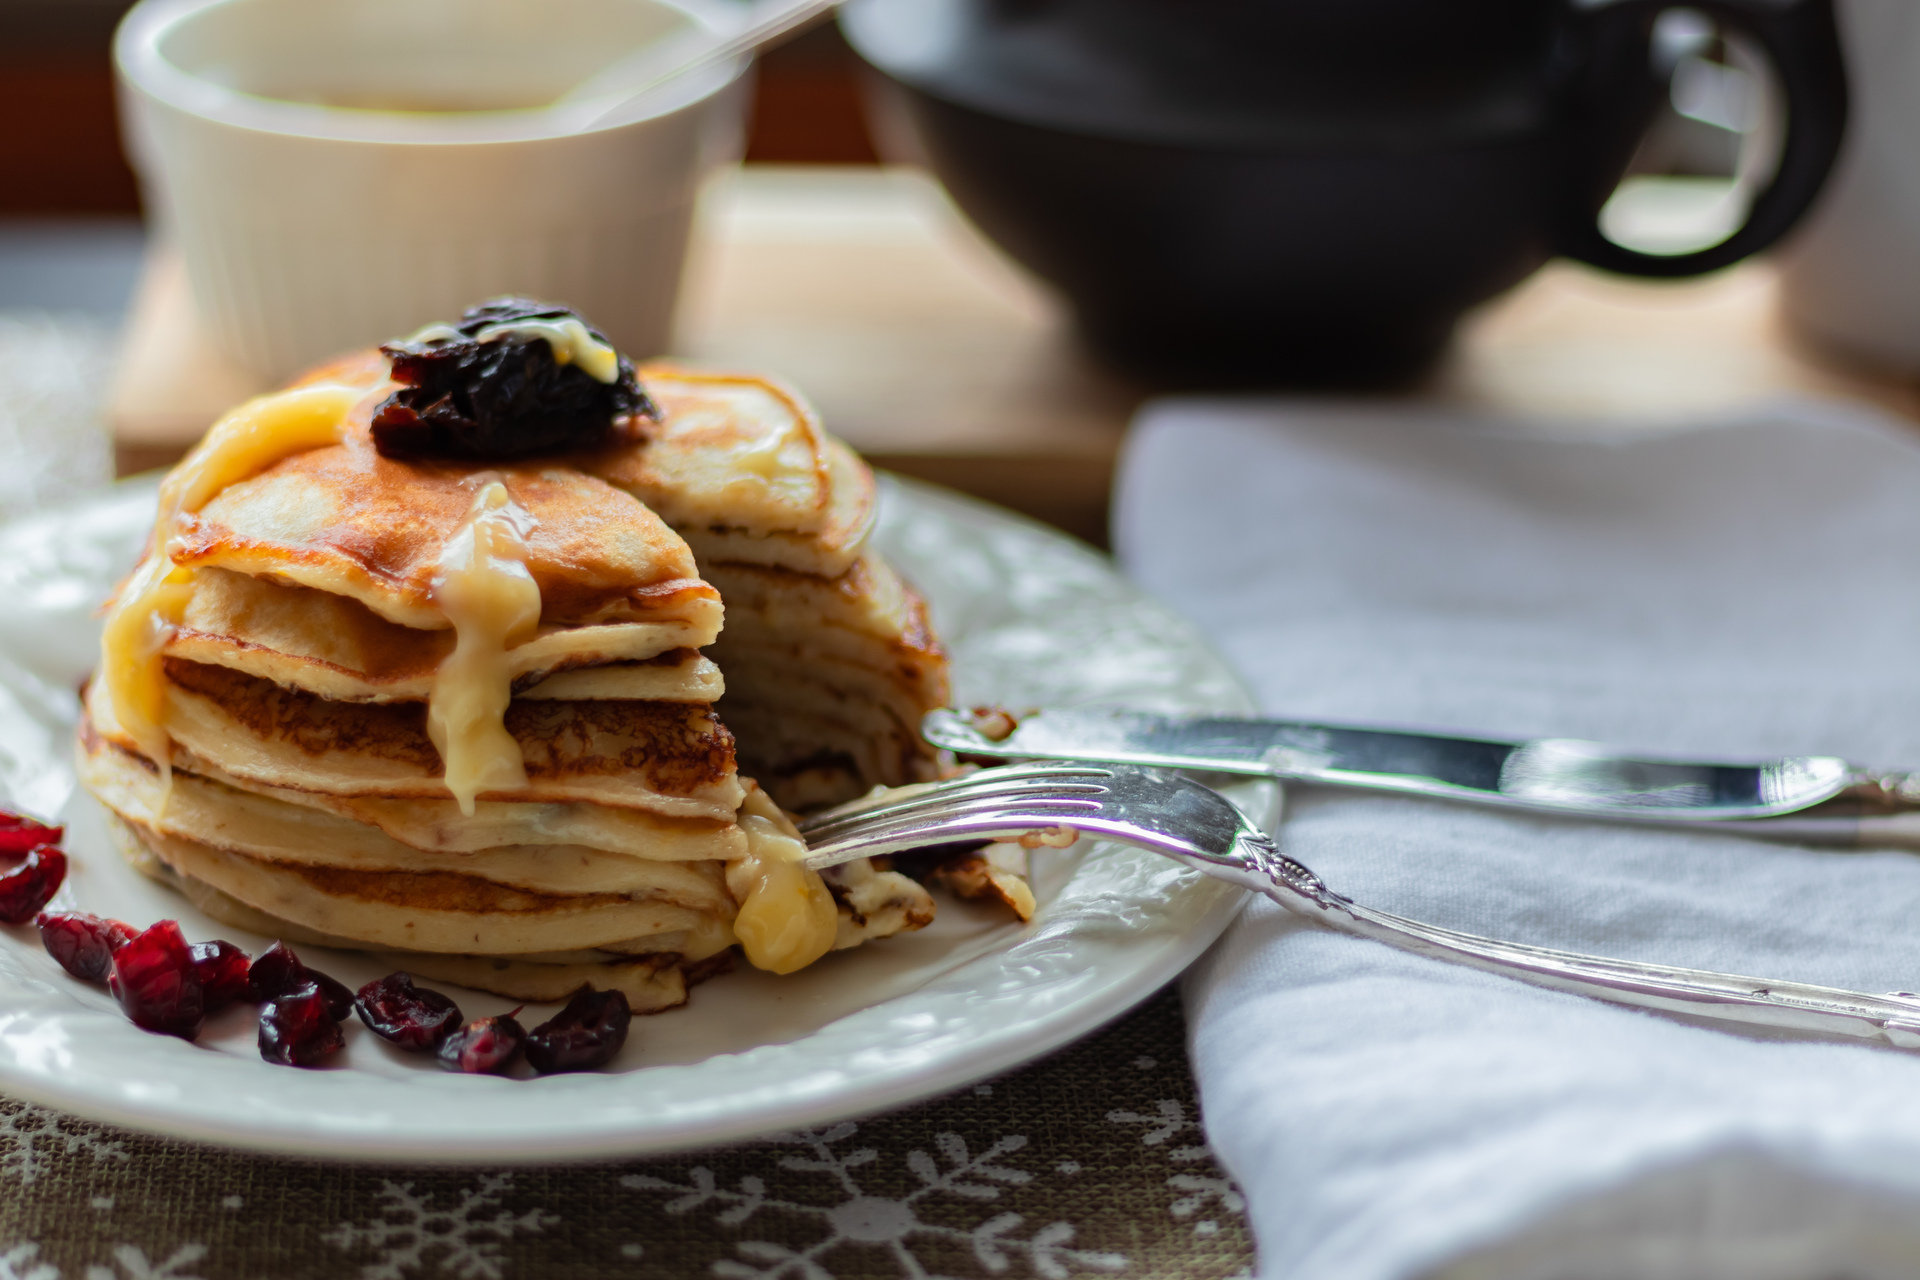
0;475;1269;1162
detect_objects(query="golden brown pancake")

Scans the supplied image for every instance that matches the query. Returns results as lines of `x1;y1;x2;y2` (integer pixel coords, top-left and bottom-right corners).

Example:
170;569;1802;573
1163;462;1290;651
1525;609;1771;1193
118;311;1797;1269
582;365;876;578
175;429;714;631
164;568;720;703
106;659;746;818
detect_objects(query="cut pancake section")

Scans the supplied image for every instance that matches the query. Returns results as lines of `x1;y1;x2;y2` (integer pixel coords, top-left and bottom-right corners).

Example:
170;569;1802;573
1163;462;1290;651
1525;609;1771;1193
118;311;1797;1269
703;556;948;810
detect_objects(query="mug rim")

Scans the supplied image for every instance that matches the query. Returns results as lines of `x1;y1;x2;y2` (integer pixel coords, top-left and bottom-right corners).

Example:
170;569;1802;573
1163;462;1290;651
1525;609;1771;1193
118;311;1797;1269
115;0;746;146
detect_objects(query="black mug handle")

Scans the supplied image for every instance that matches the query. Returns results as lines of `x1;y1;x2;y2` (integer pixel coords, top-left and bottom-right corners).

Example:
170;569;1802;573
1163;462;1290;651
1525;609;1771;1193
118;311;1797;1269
1555;0;1848;278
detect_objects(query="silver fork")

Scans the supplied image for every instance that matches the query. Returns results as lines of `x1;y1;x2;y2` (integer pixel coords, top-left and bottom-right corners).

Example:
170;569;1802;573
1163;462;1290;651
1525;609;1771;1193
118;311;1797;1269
800;762;1920;1050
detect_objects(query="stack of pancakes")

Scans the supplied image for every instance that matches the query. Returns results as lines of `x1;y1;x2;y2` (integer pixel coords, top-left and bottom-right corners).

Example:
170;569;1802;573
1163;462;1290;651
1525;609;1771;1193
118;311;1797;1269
78;348;970;1008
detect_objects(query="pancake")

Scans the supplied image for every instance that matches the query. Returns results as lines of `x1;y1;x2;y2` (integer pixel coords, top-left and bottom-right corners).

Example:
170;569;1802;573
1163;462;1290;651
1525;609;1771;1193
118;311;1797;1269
584;365;876;578
77;308;1000;1008
79;733;742;902
175;415;711;632
101;659;745;819
165;568;720;704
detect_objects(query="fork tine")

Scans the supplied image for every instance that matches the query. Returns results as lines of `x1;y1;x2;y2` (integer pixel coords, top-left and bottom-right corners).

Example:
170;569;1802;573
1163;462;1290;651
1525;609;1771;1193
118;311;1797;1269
799;761;1242;872
794;790;1105;852
796;784;1104;841
797;763;1112;835
801;796;1101;851
805;807;1090;867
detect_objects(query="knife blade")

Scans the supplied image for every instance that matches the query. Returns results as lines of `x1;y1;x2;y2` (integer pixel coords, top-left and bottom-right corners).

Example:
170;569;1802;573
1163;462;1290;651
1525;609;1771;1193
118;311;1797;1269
921;707;1920;846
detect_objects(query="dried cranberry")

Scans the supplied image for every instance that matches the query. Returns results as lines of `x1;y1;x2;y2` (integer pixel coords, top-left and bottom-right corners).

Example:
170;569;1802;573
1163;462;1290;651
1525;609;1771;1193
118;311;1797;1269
355;973;462;1052
190;940;252;1013
0;846;65;925
0;810;61;857
108;920;204;1039
248;941;352;1019
524;988;630;1074
258;984;344;1067
36;911;135;983
370;298;654;461
438;1010;526;1075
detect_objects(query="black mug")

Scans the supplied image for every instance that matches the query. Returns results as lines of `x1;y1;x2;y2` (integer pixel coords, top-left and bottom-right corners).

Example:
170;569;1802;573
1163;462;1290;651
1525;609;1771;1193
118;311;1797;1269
842;0;1848;385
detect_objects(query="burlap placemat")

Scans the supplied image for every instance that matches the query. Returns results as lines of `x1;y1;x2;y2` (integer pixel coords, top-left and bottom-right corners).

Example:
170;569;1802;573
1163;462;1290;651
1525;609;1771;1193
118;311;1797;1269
0;987;1251;1280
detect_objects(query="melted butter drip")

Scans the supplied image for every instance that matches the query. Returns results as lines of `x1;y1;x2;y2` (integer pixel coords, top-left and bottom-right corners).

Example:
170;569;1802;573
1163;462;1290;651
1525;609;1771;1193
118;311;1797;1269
727;789;838;975
428;481;543;815
403;318;619;384
729;421;799;479
99;383;368;783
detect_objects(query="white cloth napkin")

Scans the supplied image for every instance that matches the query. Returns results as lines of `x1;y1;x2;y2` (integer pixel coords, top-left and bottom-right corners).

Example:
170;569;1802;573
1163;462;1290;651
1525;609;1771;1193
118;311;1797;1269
1113;397;1920;1280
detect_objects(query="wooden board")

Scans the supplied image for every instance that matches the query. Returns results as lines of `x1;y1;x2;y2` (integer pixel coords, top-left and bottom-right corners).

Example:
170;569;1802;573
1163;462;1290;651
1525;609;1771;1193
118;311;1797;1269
109;165;1920;546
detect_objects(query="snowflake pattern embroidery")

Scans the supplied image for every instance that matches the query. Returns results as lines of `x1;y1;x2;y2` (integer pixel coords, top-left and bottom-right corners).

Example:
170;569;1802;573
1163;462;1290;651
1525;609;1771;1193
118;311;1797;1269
83;1244;209;1280
0;1103;127;1187
0;1242;58;1280
321;1174;557;1280
1107;1100;1245;1234
624;1122;1127;1280
1105;1100;1207;1162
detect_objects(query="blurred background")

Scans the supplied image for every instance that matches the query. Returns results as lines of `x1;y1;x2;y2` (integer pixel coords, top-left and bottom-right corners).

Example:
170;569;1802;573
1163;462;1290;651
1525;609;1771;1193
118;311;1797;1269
0;0;1772;310
0;1;886;518
0;0;1870;543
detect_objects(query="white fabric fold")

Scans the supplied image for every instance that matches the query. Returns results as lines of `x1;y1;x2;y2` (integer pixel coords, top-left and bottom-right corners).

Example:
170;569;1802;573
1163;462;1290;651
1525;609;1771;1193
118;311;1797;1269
1114;397;1920;1280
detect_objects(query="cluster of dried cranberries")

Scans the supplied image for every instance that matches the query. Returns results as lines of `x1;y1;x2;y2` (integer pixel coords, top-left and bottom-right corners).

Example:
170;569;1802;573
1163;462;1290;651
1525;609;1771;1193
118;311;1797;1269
35;914;354;1066
352;972;632;1076
0;810;67;925
29;912;630;1077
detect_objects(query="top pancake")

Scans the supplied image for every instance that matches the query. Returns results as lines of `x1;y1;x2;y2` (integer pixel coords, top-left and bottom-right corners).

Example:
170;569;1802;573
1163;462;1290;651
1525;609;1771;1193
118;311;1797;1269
170;398;710;633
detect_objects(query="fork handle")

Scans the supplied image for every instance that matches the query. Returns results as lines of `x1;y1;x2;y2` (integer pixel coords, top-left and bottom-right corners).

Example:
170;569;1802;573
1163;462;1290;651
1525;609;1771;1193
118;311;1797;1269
1206;835;1920;1049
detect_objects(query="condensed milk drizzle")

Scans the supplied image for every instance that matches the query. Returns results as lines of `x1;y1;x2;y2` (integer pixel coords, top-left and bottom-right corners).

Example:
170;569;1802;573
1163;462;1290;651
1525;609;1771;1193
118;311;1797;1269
99;382;369;786
403;318;620;384
726;788;838;974
428;480;543;815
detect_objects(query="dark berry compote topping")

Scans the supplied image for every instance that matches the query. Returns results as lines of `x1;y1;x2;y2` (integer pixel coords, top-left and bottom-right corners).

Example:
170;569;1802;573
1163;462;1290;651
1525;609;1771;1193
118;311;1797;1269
438;1010;527;1075
0;844;65;925
108;920;204;1039
0;810;61;857
524;988;631;1075
248;941;353;1019
190;940;253;1012
369;298;655;461
36;911;135;983
258;985;345;1068
355;972;462;1052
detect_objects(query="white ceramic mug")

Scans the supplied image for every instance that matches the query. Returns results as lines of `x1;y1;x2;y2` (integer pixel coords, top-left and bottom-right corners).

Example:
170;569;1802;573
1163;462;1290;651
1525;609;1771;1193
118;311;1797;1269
1777;0;1920;372
116;0;748;380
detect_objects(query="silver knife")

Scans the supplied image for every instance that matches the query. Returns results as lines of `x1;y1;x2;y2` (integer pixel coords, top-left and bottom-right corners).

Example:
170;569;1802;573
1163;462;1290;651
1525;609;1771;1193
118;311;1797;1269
921;707;1920;848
